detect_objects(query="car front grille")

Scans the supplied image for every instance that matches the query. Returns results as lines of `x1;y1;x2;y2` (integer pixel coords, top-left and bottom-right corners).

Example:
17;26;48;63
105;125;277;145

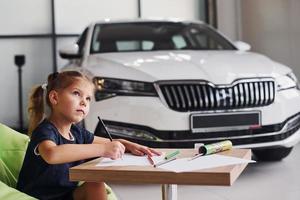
158;79;275;112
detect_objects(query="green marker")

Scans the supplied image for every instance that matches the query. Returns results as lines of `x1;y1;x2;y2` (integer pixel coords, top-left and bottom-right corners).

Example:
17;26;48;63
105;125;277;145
164;150;180;160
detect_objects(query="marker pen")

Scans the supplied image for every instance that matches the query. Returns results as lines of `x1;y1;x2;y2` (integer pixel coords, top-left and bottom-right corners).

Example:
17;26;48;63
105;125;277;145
199;140;232;155
189;140;233;161
164;150;180;160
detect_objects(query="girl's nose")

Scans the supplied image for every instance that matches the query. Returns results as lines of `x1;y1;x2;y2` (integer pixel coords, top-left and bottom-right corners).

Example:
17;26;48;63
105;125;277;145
80;99;87;106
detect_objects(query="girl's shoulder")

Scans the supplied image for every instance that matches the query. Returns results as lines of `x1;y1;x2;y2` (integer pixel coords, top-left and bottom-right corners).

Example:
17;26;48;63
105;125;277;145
34;119;57;132
31;119;59;141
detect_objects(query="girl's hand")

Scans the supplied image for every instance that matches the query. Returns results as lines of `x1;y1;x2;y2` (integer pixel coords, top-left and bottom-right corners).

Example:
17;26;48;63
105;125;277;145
101;141;125;160
120;140;161;156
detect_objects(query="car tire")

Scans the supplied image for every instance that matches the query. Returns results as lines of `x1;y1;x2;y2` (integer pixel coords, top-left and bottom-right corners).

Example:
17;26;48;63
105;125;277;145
253;147;293;161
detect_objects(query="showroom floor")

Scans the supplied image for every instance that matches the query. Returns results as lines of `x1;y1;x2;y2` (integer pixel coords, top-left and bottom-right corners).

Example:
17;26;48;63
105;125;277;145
111;143;300;200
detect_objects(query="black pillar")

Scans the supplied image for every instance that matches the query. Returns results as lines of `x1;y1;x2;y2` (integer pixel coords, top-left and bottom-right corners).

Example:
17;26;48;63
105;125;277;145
15;55;25;131
204;0;218;28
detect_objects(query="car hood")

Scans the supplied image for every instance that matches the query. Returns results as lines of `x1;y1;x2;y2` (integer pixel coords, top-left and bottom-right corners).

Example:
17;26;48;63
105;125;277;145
87;50;291;84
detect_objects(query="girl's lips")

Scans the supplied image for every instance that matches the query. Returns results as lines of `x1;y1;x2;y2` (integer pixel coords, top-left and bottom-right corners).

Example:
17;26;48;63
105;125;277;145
76;109;85;115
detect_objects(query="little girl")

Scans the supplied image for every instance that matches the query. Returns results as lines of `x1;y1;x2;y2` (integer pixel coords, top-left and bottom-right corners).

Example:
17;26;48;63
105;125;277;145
17;71;160;200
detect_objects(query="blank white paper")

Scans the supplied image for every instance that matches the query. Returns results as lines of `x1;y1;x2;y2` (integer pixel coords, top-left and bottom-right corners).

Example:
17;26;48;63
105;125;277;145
95;153;254;173
157;154;255;172
95;153;165;167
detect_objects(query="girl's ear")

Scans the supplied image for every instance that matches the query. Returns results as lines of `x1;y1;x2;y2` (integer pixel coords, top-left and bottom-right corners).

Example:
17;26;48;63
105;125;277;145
49;90;59;105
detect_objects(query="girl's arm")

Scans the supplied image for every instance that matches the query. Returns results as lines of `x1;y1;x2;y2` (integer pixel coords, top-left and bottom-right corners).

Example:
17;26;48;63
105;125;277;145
93;135;161;156
116;139;161;156
38;139;125;164
93;135;111;144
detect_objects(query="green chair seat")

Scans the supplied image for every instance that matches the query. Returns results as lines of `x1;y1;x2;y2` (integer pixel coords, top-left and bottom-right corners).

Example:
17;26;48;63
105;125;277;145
0;180;36;200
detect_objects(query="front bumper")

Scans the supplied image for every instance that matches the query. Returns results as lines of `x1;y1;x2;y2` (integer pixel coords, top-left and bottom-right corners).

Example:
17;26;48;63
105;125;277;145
88;89;300;149
94;112;300;148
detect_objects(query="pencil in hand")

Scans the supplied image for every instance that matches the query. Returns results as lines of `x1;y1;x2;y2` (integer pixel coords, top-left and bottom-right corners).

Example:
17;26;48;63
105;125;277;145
97;116;113;141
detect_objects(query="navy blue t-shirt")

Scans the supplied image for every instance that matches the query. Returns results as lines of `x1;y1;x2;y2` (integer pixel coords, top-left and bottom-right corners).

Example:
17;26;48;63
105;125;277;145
17;119;94;200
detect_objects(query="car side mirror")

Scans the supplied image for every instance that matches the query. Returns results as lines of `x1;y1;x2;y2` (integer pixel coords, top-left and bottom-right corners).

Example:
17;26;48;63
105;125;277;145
233;41;251;51
59;44;82;59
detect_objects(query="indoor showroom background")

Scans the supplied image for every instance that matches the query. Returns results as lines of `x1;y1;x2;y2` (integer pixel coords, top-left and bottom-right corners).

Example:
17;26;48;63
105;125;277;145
1;0;300;200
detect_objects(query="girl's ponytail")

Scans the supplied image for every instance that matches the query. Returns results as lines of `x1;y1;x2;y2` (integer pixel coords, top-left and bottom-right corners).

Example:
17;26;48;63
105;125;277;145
27;85;44;136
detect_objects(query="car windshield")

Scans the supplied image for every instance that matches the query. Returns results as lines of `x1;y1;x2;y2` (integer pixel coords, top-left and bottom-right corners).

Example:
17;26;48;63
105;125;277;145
90;22;237;53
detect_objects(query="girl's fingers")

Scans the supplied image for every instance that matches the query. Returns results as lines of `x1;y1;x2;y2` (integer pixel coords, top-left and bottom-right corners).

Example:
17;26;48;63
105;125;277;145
116;141;125;151
121;141;160;157
144;148;154;156
139;147;157;156
132;149;144;156
120;147;125;157
149;148;161;156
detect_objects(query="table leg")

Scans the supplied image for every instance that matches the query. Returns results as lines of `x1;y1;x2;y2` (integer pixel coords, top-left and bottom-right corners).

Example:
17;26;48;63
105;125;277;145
161;184;177;200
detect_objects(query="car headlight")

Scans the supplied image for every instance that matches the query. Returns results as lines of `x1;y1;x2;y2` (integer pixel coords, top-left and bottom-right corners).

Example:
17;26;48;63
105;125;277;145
276;72;300;91
94;77;158;101
105;124;162;141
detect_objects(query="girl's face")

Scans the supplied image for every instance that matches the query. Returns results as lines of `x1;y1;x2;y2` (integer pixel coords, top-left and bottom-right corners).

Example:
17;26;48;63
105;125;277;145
50;78;94;123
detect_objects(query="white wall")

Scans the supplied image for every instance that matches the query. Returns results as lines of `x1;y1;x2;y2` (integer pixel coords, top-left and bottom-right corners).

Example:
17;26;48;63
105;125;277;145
141;0;199;20
0;0;202;128
55;0;138;34
240;0;300;79
0;39;53;128
217;0;241;41
0;0;51;34
0;0;52;128
217;0;300;78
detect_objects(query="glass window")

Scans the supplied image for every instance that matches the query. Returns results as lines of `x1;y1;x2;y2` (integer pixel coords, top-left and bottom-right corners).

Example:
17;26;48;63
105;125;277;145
172;35;187;49
116;41;154;51
90;22;236;53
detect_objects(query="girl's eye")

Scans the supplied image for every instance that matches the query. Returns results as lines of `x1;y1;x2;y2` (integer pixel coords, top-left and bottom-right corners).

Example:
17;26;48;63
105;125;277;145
86;97;91;102
73;91;80;96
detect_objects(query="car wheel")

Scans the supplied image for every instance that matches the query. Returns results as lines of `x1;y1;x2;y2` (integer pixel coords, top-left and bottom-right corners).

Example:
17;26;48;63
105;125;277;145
253;147;293;161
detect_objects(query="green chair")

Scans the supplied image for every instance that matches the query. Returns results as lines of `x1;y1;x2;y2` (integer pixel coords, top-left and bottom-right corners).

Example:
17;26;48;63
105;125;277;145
0;123;117;200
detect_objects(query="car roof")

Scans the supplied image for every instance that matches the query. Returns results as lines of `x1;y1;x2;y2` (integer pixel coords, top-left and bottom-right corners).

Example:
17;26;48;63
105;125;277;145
91;18;206;26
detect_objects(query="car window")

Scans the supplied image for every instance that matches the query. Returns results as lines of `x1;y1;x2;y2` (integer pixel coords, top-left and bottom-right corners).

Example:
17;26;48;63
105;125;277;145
172;35;187;49
91;26;101;52
77;28;88;54
90;22;236;53
188;26;226;50
116;41;154;51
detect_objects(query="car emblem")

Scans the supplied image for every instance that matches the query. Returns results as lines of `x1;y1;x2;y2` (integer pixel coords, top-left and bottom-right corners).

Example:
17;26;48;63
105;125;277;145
218;89;231;102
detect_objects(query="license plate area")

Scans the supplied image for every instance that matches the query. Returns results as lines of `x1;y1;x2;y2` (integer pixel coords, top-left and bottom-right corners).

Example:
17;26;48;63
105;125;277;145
191;111;261;133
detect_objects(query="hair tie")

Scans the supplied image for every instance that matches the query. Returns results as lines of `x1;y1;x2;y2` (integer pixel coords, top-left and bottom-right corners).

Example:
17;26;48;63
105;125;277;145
41;83;47;90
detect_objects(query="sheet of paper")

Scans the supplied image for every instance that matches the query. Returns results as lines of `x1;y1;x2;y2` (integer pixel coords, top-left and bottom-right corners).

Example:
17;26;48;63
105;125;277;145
95;152;254;173
157;154;255;172
95;153;165;167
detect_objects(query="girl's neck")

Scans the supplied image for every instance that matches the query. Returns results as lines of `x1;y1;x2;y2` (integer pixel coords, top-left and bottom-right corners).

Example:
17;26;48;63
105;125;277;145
48;114;72;138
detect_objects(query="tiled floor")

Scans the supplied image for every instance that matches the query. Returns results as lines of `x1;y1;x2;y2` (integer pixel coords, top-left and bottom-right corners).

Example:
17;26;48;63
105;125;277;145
111;144;300;200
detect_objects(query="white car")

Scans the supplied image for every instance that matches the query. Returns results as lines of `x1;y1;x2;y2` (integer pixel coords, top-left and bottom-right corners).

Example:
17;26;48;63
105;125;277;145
60;19;300;161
